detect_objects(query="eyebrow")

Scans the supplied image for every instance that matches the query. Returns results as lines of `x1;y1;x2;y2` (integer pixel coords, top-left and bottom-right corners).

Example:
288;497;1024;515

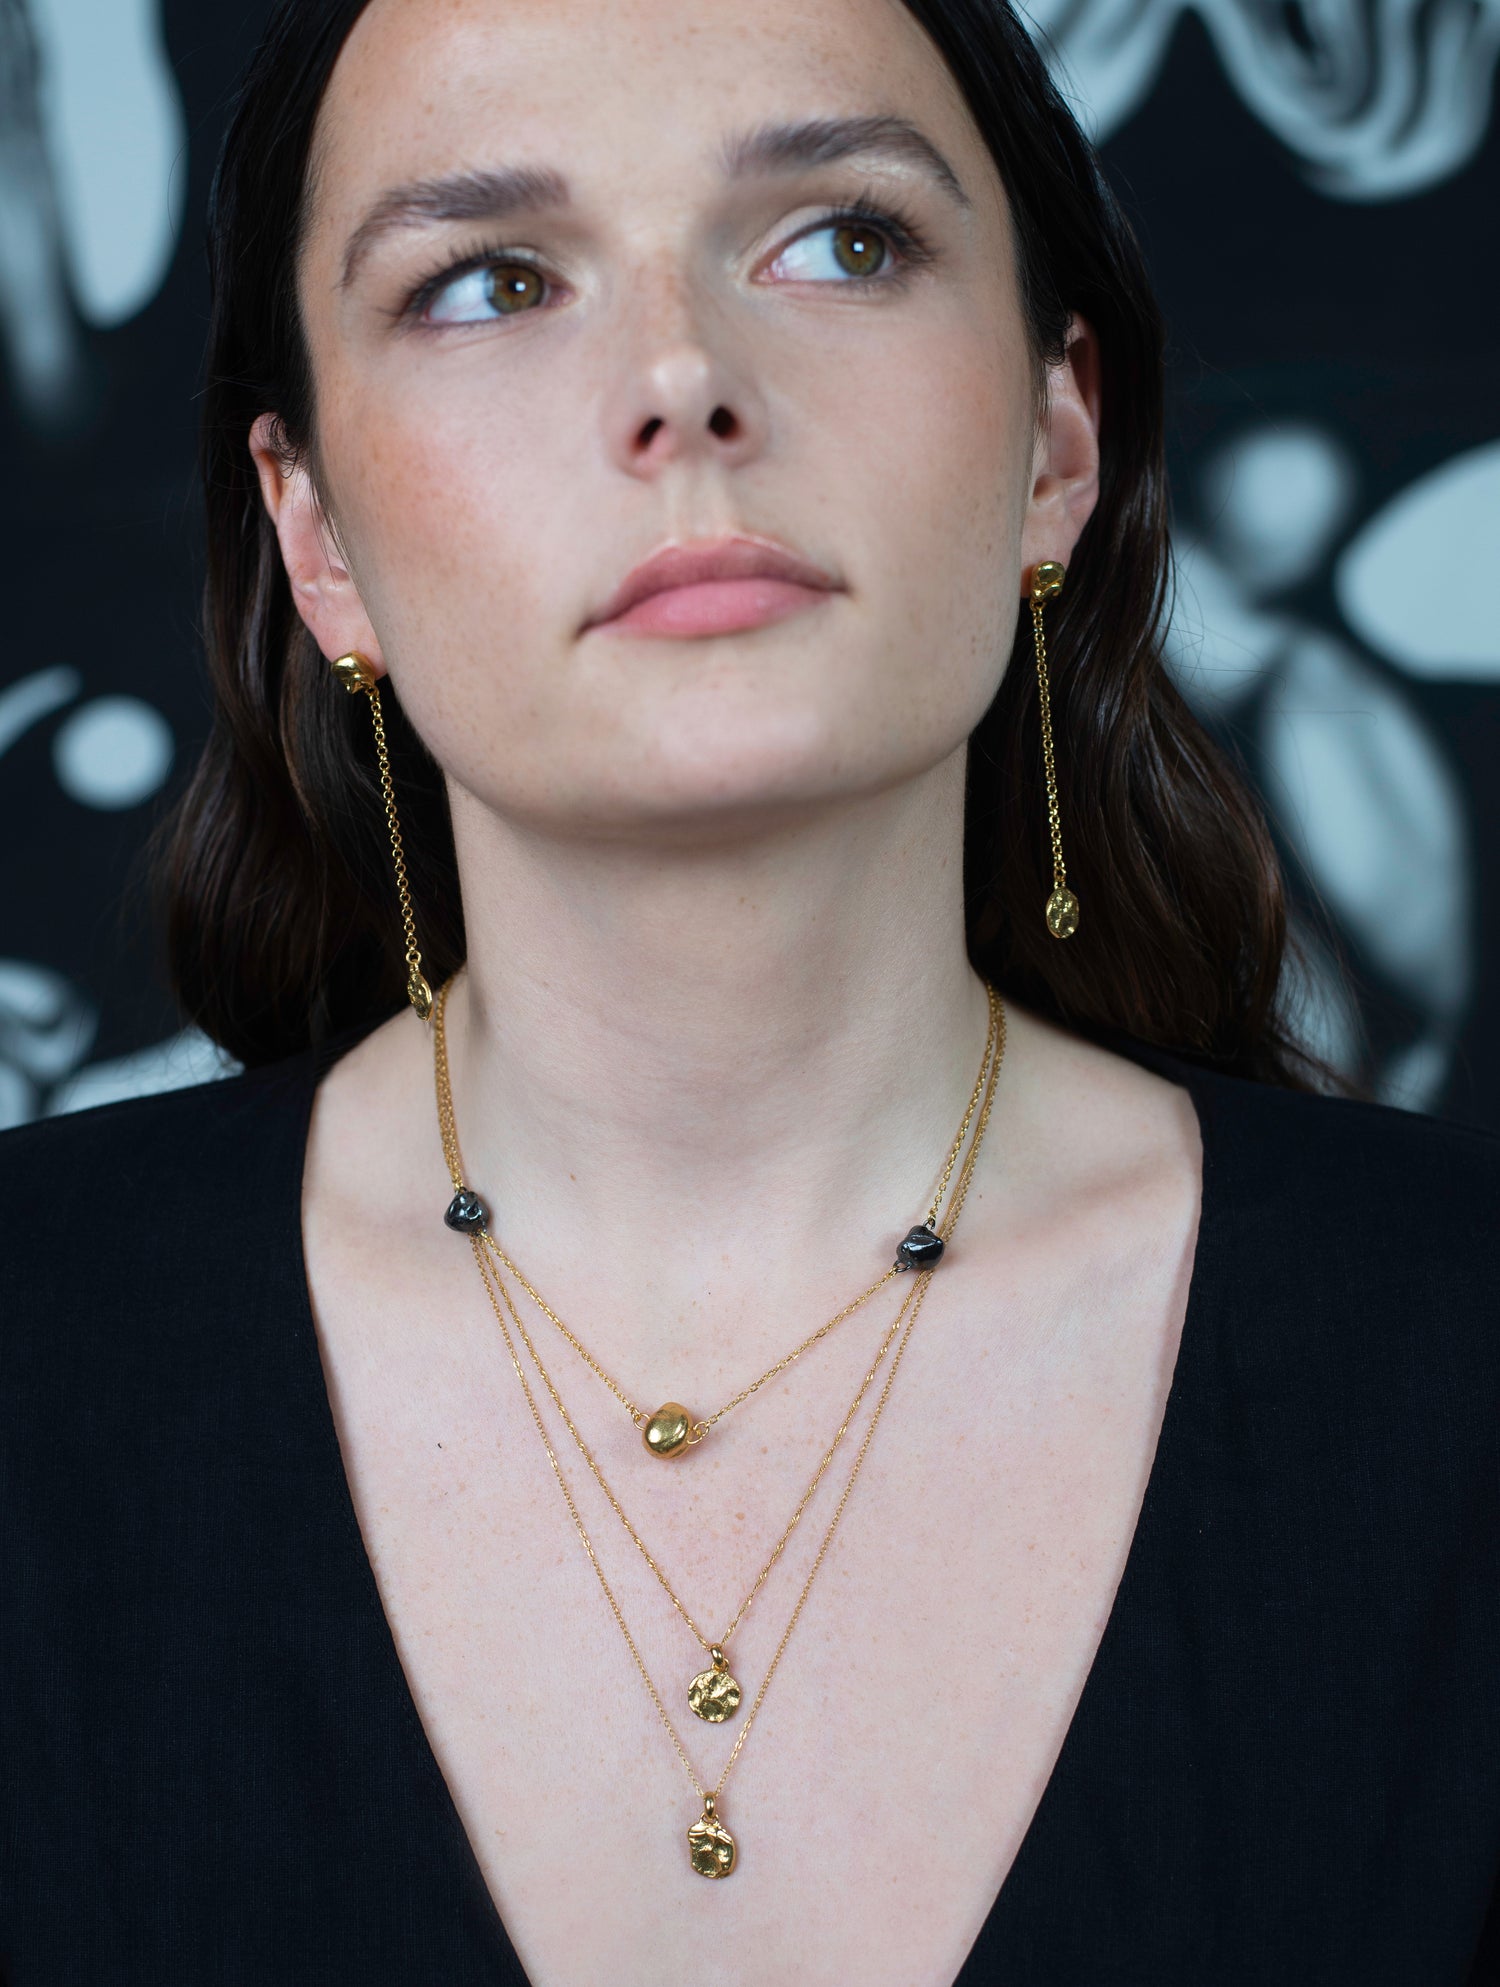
338;113;972;289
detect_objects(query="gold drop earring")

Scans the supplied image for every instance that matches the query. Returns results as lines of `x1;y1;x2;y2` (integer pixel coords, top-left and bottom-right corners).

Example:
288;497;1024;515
331;652;434;1018
1029;561;1079;940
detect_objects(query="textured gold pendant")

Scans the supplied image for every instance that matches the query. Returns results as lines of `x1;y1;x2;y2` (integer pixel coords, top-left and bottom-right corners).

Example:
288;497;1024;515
1045;886;1080;939
688;1646;741;1723
407;967;434;1019
687;1795;736;1878
643;1402;693;1458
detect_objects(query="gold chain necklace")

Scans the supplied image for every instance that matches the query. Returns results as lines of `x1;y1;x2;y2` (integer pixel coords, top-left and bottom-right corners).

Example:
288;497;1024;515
431;976;1005;1875
435;984;998;1459
458;993;1001;1729
473;1243;922;1722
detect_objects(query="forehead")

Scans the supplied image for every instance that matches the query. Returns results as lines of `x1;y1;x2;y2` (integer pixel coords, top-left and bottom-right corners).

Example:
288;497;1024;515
307;0;998;238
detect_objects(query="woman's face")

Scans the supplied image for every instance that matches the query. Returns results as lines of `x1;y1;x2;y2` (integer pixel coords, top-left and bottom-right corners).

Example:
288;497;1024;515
265;0;1097;843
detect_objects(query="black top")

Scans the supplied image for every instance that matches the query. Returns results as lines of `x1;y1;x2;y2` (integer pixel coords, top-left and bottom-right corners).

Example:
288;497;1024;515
2;1018;1499;1985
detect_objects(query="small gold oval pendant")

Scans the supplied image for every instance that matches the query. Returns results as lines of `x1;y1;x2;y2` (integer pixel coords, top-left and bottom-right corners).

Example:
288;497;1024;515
643;1403;693;1458
688;1647;742;1723
687;1797;737;1878
1045;886;1080;939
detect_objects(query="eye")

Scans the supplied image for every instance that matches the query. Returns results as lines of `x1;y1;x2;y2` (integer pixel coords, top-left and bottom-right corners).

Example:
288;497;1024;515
423;259;548;326
765;202;933;287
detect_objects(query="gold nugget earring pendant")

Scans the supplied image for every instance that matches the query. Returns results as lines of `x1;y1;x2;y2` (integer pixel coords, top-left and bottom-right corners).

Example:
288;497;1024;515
332;652;434;1018
1029;563;1079;939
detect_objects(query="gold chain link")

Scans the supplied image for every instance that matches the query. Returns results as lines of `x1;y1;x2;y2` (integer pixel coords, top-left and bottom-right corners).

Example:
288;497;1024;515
473;1244;916;1648
1031;592;1067;893
434;977;997;1443
363;680;432;1013
485;1237;899;1436
449;990;1005;1807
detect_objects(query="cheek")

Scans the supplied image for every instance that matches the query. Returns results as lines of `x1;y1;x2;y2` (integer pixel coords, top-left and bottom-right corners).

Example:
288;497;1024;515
333;385;564;662
322;371;588;783
831;315;1029;731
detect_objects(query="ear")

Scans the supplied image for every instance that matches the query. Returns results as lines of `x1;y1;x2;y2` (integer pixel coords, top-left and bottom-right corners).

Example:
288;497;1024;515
248;412;386;675
1017;313;1102;596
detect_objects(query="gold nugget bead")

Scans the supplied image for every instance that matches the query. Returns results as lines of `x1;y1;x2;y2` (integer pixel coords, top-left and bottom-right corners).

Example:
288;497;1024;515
643;1403;693;1458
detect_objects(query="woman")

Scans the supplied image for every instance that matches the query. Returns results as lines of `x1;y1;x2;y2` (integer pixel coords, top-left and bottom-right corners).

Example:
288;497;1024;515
2;0;1496;1977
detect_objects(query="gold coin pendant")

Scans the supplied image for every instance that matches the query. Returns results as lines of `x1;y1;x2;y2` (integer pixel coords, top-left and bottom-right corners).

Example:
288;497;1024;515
687;1796;737;1878
1045;886;1080;939
643;1402;693;1459
688;1646;742;1723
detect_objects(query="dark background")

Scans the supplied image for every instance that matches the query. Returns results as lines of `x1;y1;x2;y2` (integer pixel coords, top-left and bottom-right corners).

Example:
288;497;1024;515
2;0;1496;1126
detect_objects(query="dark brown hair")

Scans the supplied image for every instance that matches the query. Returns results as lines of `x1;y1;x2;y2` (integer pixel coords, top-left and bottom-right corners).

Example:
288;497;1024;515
160;0;1326;1086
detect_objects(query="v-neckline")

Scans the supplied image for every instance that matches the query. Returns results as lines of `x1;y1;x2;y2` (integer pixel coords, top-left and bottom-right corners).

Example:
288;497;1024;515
280;1015;1222;1984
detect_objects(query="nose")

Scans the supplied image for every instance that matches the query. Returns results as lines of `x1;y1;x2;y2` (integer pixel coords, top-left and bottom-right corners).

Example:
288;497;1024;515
636;391;742;461
606;307;766;481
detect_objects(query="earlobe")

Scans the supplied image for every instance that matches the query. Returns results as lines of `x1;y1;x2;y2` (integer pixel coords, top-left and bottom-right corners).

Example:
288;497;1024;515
1017;313;1103;596
246;410;385;674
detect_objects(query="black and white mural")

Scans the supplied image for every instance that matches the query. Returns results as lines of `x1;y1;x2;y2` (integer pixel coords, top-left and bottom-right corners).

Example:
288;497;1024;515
2;0;1496;1128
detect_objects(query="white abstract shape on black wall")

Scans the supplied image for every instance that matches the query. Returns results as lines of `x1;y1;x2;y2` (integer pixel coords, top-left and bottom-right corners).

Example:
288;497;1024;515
0;957;96;1128
1020;0;1184;142
1165;536;1289;719
1335;441;1500;679
1199;425;1360;595
0;0;83;421
1163;422;1480;1108
1260;631;1470;1017
52;693;174;808
1279;910;1366;1074
1023;0;1500;196
47;1027;240;1116
26;0;184;325
0;0;183;425
0;662;79;758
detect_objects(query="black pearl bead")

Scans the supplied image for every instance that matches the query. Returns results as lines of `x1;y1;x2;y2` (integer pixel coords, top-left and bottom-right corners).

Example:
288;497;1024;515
894;1222;945;1271
444;1188;489;1234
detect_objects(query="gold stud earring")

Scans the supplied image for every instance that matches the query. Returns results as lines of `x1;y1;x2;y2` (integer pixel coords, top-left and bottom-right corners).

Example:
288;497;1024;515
1028;562;1079;940
331;652;435;1019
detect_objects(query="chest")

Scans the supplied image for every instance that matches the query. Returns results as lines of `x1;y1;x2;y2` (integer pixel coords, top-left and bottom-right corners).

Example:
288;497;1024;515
301;1203;1194;1986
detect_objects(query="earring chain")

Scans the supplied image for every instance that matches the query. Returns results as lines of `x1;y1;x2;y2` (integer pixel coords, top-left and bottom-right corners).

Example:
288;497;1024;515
1031;590;1067;894
349;665;434;1018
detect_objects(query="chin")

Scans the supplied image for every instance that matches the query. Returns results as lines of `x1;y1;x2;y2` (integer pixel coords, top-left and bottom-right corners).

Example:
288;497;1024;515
496;736;876;845
583;742;959;850
449;673;970;842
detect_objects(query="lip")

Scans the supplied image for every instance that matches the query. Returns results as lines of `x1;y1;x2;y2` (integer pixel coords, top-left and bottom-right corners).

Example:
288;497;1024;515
583;534;841;634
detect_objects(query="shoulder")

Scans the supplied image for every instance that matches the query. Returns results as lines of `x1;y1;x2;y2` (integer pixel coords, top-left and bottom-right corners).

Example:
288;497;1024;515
1181;1058;1500;1243
0;1045;330;1318
0;1051;314;1202
1158;1058;1500;1435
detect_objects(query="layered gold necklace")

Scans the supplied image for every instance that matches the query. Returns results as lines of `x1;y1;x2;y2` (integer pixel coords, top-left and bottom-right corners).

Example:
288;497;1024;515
440;1000;997;1458
431;973;1004;1876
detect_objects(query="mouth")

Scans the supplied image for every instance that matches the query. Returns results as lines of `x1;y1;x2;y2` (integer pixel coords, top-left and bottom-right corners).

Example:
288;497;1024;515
583;534;841;639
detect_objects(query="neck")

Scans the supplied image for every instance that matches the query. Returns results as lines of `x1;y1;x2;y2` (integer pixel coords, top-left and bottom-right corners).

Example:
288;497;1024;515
437;752;994;1360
